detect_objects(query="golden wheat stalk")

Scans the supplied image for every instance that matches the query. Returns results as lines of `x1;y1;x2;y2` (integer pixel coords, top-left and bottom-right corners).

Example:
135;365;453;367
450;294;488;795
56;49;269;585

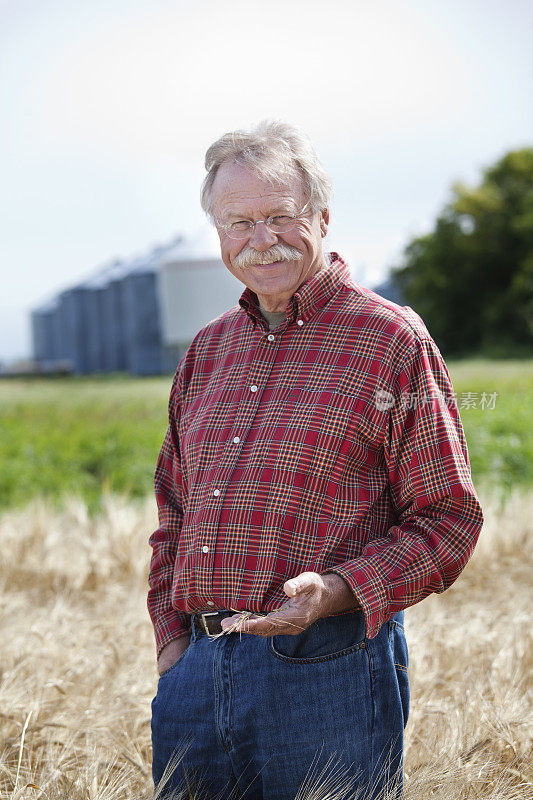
204;606;306;639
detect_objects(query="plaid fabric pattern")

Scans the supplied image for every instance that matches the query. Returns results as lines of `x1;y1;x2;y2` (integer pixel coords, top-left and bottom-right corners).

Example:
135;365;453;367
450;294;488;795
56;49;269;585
148;254;483;657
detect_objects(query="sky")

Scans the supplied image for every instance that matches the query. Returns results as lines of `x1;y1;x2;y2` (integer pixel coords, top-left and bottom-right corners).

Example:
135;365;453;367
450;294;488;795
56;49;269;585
0;0;532;361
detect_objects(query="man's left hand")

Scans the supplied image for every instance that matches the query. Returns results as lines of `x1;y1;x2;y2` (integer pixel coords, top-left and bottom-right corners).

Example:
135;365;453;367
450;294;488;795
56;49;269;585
219;571;359;637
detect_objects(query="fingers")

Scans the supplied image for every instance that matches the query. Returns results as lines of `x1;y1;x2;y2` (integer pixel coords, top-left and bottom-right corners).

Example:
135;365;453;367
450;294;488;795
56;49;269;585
219;613;258;633
283;571;321;598
218;573;324;637
220;612;269;633
239;616;278;636
284;578;302;597
221;610;306;637
246;613;304;635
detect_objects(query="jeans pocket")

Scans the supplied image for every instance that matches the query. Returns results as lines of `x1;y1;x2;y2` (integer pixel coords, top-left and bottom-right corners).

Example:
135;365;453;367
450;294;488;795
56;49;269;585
268;612;367;663
158;644;191;679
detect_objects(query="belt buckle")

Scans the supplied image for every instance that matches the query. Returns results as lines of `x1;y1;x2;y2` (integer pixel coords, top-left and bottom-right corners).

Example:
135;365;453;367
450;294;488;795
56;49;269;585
198;611;219;634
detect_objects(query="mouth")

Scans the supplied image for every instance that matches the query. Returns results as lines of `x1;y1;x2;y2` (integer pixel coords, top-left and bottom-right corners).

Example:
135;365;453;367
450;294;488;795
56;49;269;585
249;260;285;269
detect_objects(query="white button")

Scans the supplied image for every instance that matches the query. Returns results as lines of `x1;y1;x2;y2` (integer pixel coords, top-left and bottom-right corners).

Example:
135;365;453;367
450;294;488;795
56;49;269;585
207;600;214;606
267;334;275;341
233;436;240;444
213;489;220;497
250;385;258;393
202;545;209;553
297;319;304;326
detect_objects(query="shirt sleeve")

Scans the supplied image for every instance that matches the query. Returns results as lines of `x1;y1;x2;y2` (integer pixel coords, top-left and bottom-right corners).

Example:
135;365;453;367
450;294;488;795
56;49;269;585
147;365;191;658
324;333;484;639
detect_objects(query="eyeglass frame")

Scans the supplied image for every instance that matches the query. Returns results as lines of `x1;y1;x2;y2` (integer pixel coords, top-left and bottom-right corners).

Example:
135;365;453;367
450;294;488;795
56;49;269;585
214;201;312;239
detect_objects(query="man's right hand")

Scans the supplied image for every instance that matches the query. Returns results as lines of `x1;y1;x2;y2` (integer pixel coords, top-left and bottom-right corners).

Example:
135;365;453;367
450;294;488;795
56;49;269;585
157;633;190;676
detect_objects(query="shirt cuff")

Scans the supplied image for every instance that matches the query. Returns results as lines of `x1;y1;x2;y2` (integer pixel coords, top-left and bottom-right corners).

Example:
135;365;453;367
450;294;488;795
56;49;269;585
322;559;389;639
153;608;191;659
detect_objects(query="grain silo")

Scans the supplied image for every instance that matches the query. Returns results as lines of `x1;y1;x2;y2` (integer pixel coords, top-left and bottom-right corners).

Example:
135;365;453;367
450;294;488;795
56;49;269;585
58;285;91;373
56;273;110;375
121;239;181;375
51;300;66;364
99;260;129;372
31;230;245;375
81;272;109;374
158;233;243;365
31;300;58;364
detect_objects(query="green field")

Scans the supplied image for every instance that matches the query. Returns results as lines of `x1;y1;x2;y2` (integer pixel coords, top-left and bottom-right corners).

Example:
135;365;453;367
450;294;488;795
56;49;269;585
1;360;532;511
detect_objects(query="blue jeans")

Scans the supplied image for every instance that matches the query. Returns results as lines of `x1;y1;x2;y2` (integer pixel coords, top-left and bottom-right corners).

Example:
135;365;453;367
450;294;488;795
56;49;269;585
151;610;409;799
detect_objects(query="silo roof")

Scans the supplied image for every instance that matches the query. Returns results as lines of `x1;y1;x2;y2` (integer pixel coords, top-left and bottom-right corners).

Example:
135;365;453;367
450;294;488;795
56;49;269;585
72;259;127;291
162;228;220;264
33;297;60;314
33;231;215;313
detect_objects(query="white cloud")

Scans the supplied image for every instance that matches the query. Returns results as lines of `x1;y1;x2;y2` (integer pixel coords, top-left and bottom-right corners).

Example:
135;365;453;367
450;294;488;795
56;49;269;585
28;0;471;163
0;0;532;359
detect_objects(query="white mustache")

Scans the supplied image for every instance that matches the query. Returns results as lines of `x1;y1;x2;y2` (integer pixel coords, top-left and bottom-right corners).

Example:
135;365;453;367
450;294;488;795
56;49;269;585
233;244;303;269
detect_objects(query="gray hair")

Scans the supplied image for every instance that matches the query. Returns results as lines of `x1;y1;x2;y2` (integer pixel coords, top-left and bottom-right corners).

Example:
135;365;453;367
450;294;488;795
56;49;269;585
201;119;332;219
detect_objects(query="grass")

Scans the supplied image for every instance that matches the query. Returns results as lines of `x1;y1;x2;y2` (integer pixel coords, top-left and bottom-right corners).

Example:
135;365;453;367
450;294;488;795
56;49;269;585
0;359;532;512
0;488;531;798
0;375;170;512
445;359;533;489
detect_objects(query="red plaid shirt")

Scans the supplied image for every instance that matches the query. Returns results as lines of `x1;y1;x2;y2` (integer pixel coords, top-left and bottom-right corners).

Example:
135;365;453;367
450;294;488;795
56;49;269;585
148;254;483;656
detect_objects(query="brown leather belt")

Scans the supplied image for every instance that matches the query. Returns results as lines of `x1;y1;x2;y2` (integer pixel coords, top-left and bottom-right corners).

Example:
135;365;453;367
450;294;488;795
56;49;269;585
191;610;235;635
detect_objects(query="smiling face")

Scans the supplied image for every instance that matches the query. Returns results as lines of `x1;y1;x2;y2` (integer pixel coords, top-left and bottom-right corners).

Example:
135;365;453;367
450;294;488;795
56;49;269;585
210;160;329;312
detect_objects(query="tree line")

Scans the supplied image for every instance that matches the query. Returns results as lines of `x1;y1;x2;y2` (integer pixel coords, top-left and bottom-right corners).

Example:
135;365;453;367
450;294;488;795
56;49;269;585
391;147;533;356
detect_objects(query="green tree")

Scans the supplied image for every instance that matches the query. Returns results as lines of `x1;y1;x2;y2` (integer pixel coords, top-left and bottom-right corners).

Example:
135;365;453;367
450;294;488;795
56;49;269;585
392;148;533;355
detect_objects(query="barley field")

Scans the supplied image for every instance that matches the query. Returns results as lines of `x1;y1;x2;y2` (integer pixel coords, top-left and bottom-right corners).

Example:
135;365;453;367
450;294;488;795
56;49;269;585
1;364;532;798
0;487;531;799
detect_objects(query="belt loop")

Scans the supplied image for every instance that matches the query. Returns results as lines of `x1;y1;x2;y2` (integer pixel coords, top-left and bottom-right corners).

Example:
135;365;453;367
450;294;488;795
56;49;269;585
190;615;199;640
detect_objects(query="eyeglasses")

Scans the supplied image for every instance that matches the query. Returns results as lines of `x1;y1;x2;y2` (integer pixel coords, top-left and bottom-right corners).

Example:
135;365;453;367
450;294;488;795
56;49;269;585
215;202;311;240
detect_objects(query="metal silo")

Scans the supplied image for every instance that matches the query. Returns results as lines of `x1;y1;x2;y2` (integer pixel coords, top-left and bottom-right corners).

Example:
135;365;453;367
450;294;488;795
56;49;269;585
31;231;229;376
157;230;242;370
121;239;181;375
81;270;114;374
100;260;129;372
51;299;67;363
31;300;58;364
55;262;125;374
58;285;91;374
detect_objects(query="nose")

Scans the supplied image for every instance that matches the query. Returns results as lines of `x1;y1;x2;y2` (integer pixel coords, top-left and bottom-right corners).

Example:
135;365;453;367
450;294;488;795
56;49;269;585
248;220;278;250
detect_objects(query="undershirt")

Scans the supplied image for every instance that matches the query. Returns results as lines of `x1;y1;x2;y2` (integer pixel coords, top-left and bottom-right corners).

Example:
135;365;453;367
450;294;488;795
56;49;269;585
259;306;286;330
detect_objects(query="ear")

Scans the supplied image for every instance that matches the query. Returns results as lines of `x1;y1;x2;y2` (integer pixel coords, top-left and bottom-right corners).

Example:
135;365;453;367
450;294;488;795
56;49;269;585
320;208;329;238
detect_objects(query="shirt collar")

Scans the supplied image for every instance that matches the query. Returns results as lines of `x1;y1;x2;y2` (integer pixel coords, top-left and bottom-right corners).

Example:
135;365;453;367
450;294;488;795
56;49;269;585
239;253;351;328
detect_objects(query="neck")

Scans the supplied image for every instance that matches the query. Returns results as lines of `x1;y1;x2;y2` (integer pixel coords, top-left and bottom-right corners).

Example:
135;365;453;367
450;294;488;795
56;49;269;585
256;256;328;312
257;294;292;313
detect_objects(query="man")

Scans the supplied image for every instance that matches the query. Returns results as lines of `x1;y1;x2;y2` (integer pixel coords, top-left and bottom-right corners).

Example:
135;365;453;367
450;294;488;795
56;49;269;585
148;120;483;800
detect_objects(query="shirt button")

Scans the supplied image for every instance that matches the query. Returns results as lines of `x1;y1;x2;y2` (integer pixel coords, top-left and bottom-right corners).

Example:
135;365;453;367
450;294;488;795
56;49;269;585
233;436;240;444
250;385;258;393
267;334;275;341
297;319;304;327
207;600;214;606
202;545;209;553
213;489;220;497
